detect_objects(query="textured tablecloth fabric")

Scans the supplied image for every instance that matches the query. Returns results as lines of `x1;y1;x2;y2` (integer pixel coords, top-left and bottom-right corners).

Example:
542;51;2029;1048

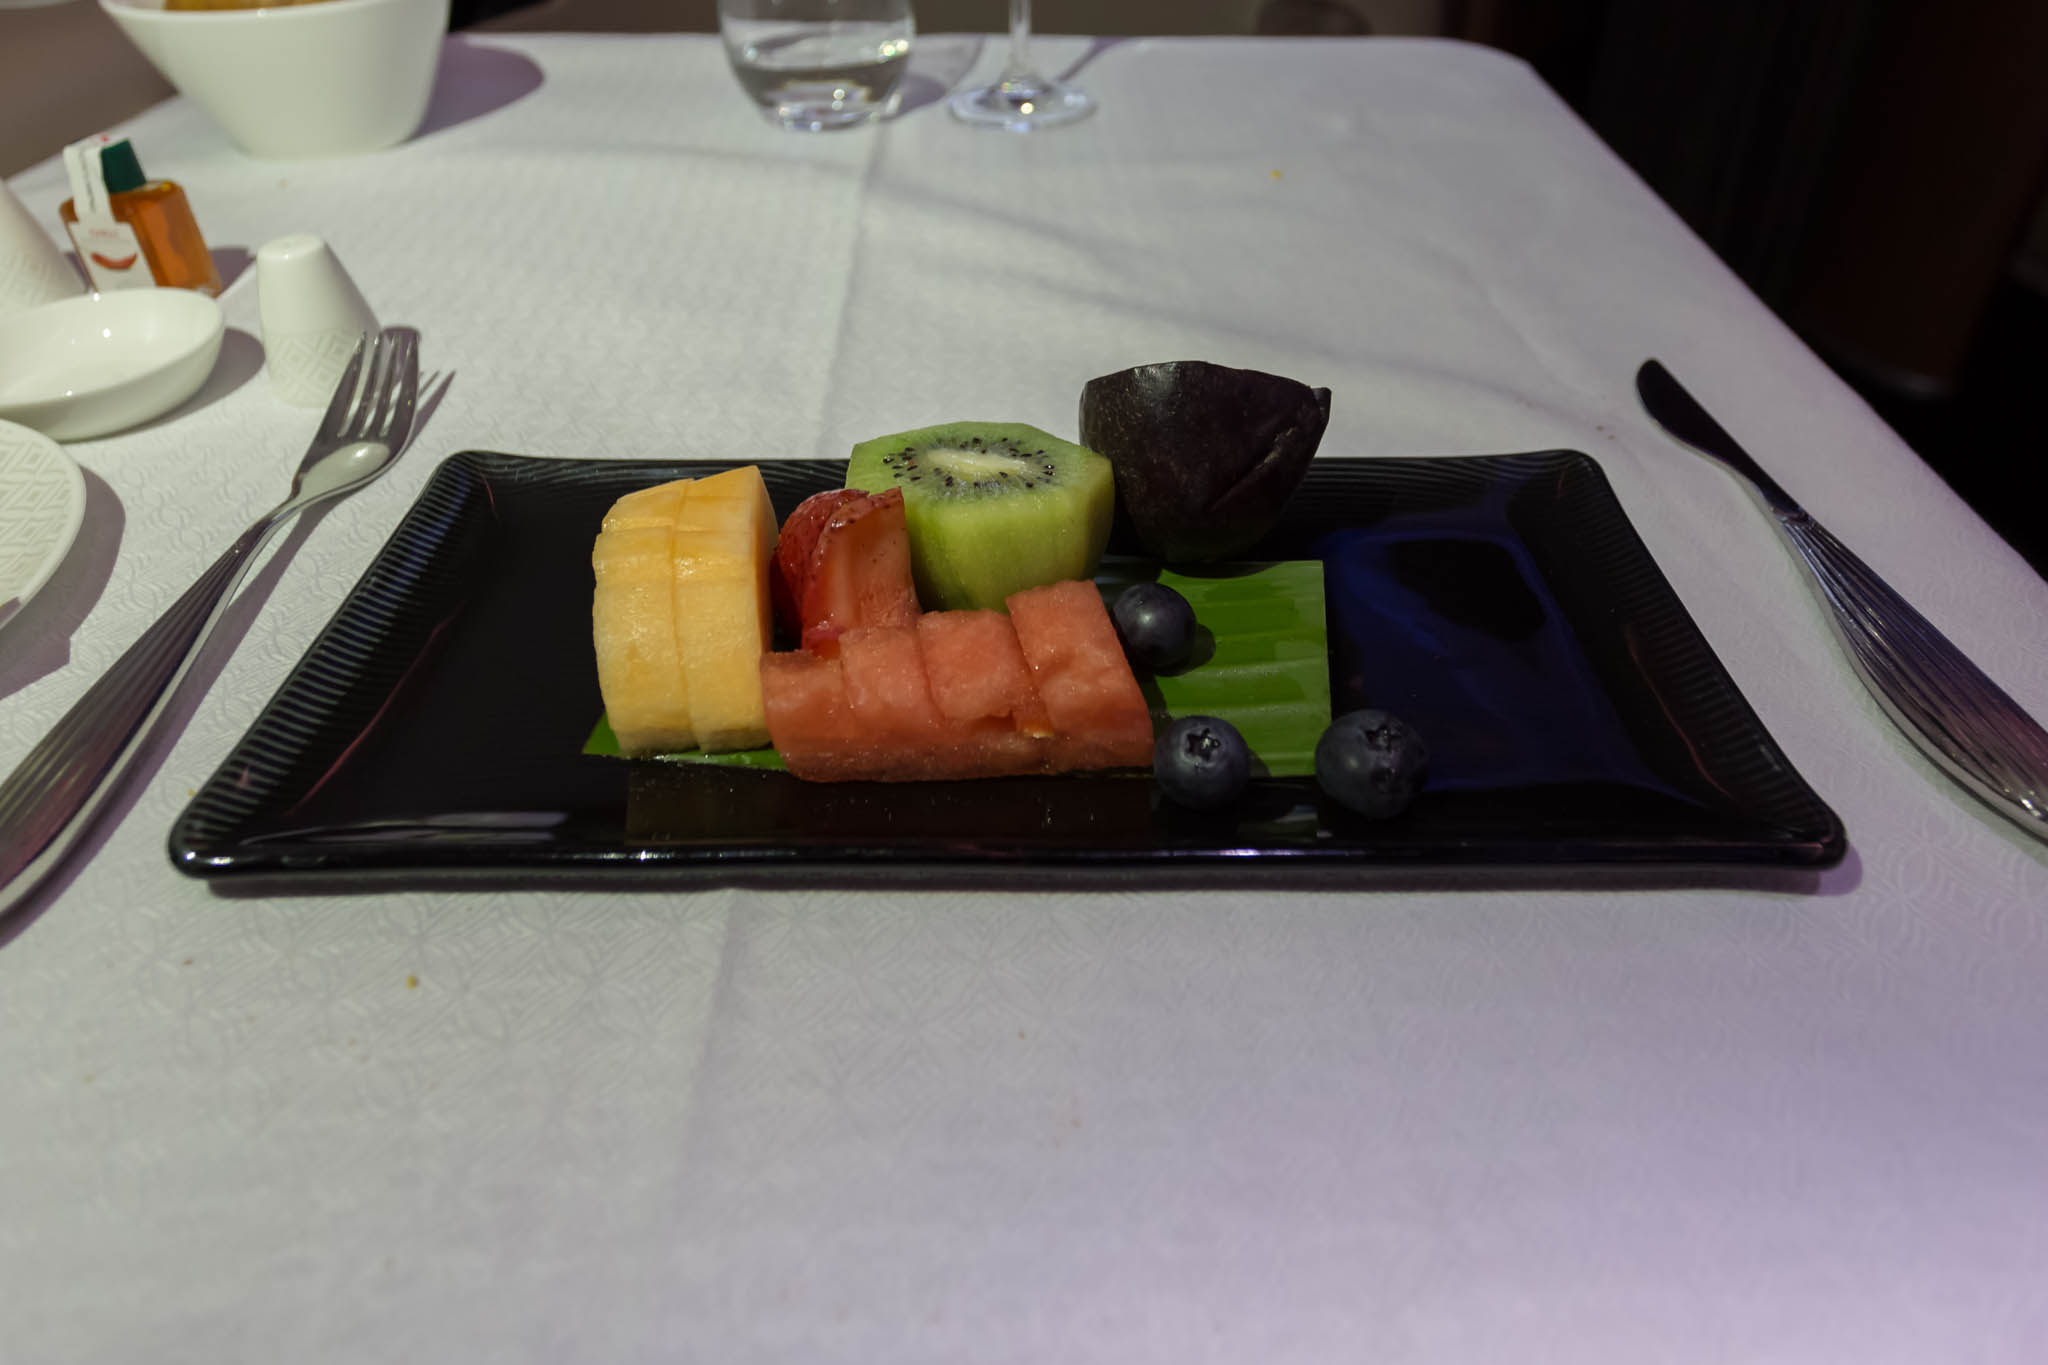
3;35;2046;1364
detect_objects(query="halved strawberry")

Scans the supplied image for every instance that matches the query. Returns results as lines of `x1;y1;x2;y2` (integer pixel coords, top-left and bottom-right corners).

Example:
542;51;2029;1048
799;488;920;657
771;488;868;643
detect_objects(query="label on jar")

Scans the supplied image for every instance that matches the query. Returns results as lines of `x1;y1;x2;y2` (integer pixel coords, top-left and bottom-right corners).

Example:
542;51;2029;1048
65;219;150;292
61;137;151;292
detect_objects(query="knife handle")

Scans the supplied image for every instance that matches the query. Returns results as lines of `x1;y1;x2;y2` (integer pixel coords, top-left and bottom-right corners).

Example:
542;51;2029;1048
0;519;270;920
1774;511;2048;840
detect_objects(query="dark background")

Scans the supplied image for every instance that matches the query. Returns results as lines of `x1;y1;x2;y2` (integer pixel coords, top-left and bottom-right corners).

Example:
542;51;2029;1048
1455;0;2048;577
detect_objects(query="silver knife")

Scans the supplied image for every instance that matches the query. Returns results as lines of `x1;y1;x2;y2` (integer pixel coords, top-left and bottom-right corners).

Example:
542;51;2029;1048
1636;358;2048;844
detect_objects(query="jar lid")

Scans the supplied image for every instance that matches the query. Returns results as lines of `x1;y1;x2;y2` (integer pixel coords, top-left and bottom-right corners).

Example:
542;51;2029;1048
98;139;146;195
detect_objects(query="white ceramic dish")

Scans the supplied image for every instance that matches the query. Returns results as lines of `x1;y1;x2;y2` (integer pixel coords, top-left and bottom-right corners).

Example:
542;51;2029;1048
0;289;224;441
0;420;87;629
99;0;450;160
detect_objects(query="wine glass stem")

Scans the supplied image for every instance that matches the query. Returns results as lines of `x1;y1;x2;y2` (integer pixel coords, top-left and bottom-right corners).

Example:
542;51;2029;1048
1005;0;1033;78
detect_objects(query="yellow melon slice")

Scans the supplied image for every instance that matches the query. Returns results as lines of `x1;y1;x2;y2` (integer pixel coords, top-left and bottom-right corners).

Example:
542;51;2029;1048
592;478;695;756
671;466;779;752
603;479;691;532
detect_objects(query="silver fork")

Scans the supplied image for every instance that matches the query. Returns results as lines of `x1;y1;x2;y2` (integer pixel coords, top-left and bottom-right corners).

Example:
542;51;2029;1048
0;326;420;916
1637;358;2048;844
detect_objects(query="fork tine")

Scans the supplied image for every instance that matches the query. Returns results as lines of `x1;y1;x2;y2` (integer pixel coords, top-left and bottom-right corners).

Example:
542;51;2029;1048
316;332;372;439
380;329;421;452
345;330;400;442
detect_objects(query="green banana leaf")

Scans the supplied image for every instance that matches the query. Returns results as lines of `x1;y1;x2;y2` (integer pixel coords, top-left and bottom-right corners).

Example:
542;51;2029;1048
586;558;1330;776
585;713;787;769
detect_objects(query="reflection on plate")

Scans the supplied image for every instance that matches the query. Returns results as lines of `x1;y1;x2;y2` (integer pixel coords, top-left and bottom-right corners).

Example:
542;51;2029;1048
171;451;1845;886
0;420;86;629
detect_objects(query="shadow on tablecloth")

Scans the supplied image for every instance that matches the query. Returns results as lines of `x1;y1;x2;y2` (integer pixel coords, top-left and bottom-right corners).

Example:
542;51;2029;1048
0;469;124;708
893;35;982;118
417;36;547;142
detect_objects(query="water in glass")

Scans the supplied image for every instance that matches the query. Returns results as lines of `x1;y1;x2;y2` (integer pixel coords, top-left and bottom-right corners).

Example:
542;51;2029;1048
720;0;914;131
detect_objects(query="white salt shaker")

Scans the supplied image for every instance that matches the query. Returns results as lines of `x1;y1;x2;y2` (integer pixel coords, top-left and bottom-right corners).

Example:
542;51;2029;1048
0;182;83;320
255;234;379;407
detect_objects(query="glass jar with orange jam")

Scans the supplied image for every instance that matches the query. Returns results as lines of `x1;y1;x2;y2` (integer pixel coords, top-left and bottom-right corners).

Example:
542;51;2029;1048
59;137;222;297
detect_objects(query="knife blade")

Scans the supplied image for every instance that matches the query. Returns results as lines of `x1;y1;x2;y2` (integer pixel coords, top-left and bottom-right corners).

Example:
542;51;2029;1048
1636;358;2048;844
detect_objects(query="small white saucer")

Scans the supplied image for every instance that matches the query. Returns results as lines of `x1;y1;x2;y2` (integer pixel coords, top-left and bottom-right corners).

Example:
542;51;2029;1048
0;288;224;442
0;420;87;630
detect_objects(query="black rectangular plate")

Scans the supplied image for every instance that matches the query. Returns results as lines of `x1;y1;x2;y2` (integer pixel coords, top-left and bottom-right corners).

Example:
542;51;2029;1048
170;451;1844;887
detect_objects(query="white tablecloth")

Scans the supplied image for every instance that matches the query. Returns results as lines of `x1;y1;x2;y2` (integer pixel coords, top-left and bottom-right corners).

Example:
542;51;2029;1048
4;34;2046;1363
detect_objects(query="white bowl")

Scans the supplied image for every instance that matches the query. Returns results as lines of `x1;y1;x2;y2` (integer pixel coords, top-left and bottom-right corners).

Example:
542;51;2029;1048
0;289;225;441
99;0;450;160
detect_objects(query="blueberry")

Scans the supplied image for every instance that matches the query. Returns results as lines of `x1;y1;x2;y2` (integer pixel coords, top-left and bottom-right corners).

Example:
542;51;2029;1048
1111;582;1197;672
1154;715;1251;810
1314;709;1428;818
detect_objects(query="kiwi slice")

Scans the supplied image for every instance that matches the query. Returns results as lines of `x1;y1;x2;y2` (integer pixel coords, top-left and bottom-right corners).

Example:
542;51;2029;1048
844;421;1116;612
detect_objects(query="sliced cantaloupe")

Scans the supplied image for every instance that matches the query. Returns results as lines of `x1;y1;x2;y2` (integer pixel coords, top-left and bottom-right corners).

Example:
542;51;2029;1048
603;479;692;532
593;479;695;757
671;466;779;752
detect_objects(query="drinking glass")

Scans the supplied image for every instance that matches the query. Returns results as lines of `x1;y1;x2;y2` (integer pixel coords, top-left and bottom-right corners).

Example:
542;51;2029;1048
718;0;914;132
948;0;1094;130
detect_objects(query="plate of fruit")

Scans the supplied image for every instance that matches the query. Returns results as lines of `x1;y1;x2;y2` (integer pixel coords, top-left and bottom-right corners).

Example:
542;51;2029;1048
171;363;1843;887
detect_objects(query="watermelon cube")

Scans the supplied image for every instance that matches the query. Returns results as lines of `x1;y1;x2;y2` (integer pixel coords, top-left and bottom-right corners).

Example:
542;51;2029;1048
916;610;1053;735
1006;580;1156;771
